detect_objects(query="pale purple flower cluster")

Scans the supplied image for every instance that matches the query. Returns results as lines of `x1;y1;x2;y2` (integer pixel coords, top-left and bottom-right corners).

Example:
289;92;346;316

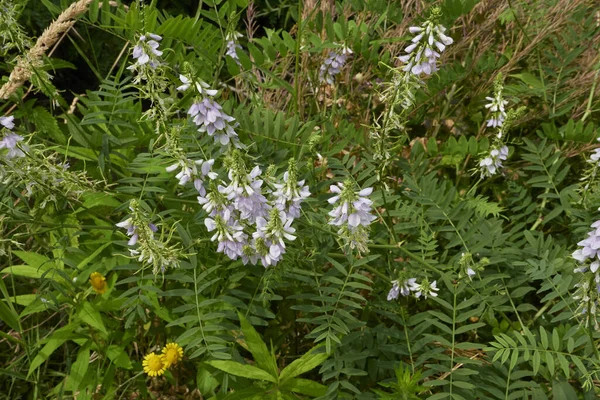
116;217;158;247
398;24;453;76
328;182;376;229
0;115;25;159
178;75;239;146
129;33;162;69
166;158;217;196
199;157;309;267
387;278;439;301
221;165;270;224
485;93;508;129
327;180;376;253
272;171;311;219
479;146;509;178
573;221;600;272
225;32;243;65
572;220;600;324
250;210;296;267
319;46;353;85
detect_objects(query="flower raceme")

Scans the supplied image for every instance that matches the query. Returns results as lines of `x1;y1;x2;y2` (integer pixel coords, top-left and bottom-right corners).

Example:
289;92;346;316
130;33;162;69
225;32;243;65
328;180;376;253
398;9;453;77
479;145;509;178
328;181;376;229
0;114;25;159
319;46;353;85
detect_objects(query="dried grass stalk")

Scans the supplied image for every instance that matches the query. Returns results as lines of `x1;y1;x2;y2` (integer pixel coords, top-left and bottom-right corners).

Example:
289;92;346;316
0;0;93;99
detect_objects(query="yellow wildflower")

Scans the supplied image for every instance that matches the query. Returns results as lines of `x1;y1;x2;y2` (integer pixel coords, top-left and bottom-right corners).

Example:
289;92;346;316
161;342;184;367
142;352;166;377
89;272;108;294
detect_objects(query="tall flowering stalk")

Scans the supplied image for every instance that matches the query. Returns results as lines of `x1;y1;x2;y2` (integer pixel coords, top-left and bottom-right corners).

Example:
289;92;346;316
477;74;520;179
328;179;376;253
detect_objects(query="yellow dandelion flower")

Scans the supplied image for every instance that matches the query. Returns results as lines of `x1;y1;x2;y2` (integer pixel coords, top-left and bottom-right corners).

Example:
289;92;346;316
89;272;108;294
143;352;166;377
161;342;184;367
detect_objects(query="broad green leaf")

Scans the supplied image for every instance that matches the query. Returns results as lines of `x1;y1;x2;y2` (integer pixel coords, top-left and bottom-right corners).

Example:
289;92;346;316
107;345;132;369
279;345;329;382
238;312;278;378
205;360;276;382
66;341;91;390
28;325;79;377
78;302;108;335
280;378;327;397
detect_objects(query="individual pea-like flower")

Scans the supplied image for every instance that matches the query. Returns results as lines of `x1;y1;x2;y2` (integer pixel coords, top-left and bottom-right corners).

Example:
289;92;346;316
225;32;243;64
271;159;310;219
0;115;15;130
166;158;217;196
398;8;453;76
319;45;353;85
0;132;25;159
479;145;509;178
387;278;417;301
89;272;108;294
188;98;240;146
409;279;439;299
143;352;166;377
130;33;163;68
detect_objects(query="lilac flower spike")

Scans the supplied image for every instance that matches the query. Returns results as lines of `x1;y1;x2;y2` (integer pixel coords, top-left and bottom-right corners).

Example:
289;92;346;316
130;33;163;69
485;79;508;130
387;278;417;301
479;146;509;178
0;133;25;159
272;159;310;219
327;179;376;253
225;32;243;65
319;46;353;85
205;213;247;260
398;8;453;76
328;183;376;228
0;115;25;159
572;218;600;327
166;158;217;196
188;98;239;146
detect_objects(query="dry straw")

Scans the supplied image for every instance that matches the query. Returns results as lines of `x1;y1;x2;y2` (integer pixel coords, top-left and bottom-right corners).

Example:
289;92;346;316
0;0;93;99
